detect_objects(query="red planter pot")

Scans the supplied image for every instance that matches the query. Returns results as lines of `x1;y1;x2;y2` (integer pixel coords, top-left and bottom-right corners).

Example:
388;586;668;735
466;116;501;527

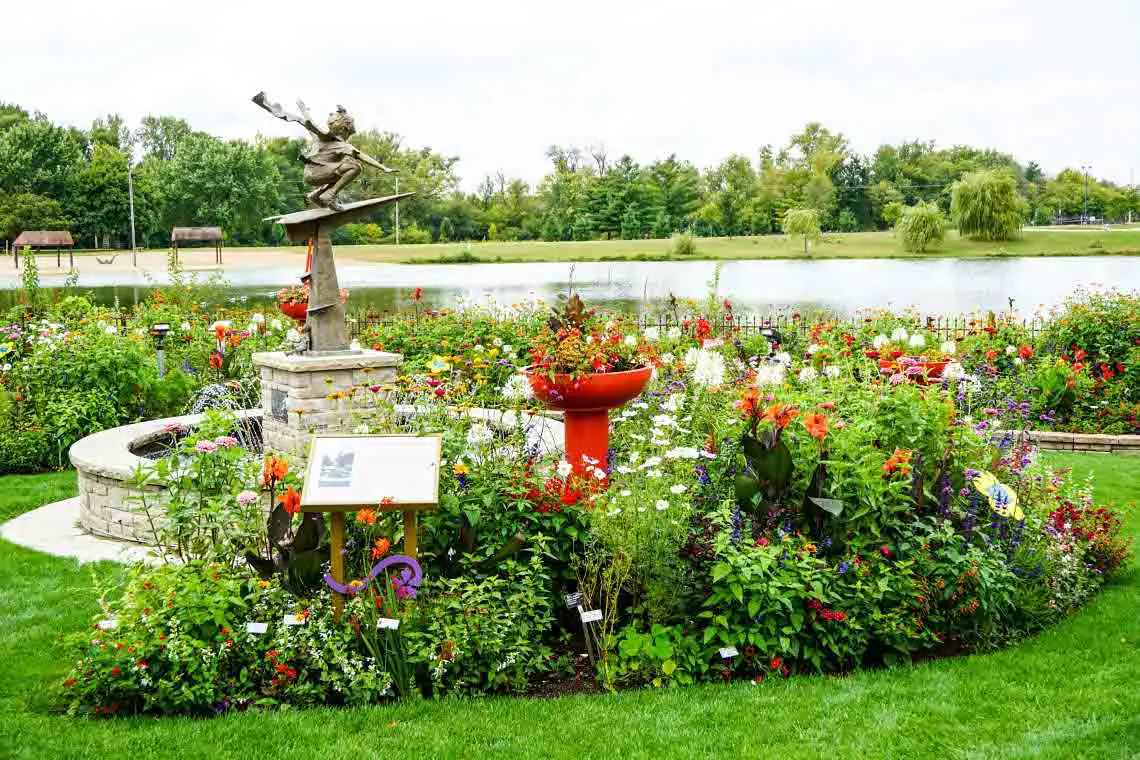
528;366;652;478
279;300;308;325
878;358;949;385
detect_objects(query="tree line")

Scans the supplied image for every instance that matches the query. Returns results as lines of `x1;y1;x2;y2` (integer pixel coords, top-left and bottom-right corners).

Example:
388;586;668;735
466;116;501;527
0;102;1136;250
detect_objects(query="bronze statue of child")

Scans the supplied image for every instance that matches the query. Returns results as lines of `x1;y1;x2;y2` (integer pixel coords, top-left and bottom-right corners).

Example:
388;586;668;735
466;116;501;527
252;92;395;211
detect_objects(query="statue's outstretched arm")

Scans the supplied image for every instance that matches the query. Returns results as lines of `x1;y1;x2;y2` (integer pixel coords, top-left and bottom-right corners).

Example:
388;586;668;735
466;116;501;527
252;91;329;139
353;148;396;173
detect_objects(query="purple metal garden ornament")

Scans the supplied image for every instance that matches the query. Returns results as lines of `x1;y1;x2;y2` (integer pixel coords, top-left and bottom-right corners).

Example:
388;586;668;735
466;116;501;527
323;554;423;598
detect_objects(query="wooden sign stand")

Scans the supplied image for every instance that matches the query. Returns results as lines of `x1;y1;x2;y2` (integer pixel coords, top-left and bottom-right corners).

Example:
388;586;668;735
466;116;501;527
299;434;442;617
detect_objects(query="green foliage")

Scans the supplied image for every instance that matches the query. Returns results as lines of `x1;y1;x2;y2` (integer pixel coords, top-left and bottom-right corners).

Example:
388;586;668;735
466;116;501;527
782;208;822;253
404;554;554;695
61;562;392;715
0;192;70;240
881;201;904;228
897;202;947;252
951;170;1026;241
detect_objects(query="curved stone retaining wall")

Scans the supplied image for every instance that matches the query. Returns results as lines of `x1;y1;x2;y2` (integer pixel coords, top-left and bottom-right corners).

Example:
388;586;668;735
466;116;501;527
69;407;564;544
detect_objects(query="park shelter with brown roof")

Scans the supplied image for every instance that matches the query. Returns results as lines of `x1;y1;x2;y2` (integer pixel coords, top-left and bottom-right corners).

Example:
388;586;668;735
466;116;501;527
11;230;74;268
171;226;224;264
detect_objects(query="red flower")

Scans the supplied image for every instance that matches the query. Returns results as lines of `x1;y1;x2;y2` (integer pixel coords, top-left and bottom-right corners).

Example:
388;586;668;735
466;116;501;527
769;656;782;670
985;350;998;362
1018;345;1034;360
413;287;423;302
881;545;892;558
865;350;879;359
280;486;301;514
209;351;224;369
111;666;122;676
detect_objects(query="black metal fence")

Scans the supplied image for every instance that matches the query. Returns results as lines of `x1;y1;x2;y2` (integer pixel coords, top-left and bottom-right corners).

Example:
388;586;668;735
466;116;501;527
343;309;1049;341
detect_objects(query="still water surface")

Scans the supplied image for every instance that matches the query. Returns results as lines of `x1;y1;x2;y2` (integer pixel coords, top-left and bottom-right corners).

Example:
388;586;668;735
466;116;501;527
2;257;1136;316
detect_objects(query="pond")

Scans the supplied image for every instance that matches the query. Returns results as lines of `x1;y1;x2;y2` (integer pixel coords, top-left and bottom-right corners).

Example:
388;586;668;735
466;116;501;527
2;256;1137;316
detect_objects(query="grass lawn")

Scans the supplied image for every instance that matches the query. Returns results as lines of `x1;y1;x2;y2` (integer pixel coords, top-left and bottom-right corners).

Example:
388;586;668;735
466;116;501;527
364;228;1140;265
0;454;1137;759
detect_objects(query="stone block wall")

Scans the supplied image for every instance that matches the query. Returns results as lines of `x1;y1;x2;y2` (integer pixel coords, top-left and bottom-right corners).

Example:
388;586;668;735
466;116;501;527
253;350;402;460
1027;431;1140;454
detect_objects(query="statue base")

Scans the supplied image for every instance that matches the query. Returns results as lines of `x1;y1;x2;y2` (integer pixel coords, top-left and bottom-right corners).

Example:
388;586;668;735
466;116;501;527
253;349;403;459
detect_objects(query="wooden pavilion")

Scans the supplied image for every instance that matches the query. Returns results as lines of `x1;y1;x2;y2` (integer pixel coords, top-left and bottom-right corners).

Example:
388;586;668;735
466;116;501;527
11;230;75;268
171;227;224;264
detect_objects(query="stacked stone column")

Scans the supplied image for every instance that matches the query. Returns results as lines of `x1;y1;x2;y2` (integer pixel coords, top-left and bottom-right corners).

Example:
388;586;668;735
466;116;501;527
254;350;402;460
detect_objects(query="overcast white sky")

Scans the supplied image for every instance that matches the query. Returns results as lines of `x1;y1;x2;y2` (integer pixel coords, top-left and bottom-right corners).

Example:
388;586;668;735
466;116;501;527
3;0;1138;190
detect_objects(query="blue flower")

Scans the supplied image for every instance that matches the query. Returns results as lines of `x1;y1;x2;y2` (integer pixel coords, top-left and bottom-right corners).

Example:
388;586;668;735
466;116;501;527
837;561;850;574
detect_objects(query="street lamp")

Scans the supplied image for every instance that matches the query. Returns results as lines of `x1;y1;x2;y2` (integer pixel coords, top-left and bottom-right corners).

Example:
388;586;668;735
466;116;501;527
1081;165;1092;224
150;323;171;378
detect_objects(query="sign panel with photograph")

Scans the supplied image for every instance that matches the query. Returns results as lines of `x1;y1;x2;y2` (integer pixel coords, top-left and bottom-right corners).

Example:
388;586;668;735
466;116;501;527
300;434;442;510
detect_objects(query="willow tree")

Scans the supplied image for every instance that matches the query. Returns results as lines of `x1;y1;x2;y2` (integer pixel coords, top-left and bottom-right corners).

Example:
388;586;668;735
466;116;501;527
950;170;1026;241
782;207;821;254
897;202;946;252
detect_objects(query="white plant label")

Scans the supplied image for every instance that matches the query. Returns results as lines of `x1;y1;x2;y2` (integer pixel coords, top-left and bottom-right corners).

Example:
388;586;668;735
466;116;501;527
580;609;603;624
719;646;739;659
377;618;401;630
97;618;117;631
283;614;305;626
246;622;268;635
564;592;582;609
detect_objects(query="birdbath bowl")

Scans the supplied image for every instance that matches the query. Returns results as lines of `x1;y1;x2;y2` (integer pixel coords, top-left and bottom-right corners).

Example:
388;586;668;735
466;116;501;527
527;366;652;478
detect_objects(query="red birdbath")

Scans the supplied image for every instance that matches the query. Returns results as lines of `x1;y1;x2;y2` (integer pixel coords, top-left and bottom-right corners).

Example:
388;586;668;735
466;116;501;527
528;366;653;478
279;300;308;325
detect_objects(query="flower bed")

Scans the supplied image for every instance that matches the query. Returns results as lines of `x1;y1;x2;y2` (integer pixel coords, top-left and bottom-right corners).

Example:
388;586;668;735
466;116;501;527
54;292;1131;716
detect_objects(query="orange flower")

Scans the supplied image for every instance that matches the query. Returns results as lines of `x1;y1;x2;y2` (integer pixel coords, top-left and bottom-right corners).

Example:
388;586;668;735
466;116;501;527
214;324;227;341
371;537;392;560
735;388;761;418
355;508;377;525
882;448;914;476
380;496;395;507
802;412;829;441
280;486;301;514
762;403;800;430
263;456;289;484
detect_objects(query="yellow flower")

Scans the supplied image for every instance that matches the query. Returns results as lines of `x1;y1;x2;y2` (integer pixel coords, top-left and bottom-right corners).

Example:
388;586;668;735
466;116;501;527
453;462;470;476
257;580;272;589
803;543;817;554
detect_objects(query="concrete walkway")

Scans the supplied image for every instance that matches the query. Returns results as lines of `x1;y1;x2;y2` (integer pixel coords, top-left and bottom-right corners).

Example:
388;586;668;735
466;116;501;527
0;498;155;564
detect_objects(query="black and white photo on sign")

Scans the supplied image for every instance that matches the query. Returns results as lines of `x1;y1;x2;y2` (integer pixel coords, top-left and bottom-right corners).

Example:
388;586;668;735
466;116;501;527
318;448;356;488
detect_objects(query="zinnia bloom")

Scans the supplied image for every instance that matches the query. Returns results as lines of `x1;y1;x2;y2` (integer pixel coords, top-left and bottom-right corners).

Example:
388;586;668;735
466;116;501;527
355;508;377;525
236;490;258;506
802;412;829;441
371;537;392;560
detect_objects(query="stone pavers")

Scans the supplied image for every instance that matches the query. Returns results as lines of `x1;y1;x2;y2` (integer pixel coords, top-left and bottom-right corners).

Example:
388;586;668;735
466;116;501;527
0;498;156;564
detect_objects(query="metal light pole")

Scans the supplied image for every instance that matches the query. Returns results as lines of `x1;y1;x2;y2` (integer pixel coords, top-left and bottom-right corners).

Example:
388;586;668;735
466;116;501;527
127;155;138;266
394;175;400;246
1081;165;1091;224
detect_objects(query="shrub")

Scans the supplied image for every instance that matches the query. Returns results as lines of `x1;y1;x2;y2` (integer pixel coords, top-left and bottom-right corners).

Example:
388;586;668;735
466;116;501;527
896;202;947;252
669;233;697;256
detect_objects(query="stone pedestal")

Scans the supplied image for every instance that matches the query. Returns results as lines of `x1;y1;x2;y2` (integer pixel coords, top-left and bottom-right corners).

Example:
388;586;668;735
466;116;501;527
253;350;402;458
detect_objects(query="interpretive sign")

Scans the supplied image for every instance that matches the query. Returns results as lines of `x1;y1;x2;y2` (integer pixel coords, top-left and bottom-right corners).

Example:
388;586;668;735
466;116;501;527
301;435;442;509
299;434;442;617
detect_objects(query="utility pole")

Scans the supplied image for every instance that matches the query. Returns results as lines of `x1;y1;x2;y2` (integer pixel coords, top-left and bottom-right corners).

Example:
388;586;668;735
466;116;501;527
394;175;400;246
127;156;138;266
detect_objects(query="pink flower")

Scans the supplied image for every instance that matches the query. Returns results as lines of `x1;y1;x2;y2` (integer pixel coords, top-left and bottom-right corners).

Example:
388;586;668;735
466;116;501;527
195;440;219;453
236;490;259;506
889;373;907;385
214;436;239;447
